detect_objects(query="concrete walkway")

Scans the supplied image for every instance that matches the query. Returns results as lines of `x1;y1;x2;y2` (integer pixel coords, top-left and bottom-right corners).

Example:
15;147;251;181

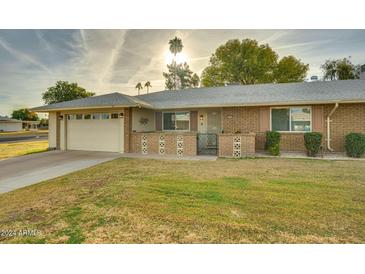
0;150;121;194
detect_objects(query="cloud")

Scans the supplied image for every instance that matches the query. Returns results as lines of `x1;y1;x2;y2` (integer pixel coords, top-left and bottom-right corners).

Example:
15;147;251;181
1;29;365;115
0;36;52;74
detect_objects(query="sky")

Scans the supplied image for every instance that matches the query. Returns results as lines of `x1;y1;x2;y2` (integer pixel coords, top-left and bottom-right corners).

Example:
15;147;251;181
1;29;365;116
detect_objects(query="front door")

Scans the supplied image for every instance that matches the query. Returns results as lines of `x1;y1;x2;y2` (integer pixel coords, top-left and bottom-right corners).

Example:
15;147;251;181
197;110;221;155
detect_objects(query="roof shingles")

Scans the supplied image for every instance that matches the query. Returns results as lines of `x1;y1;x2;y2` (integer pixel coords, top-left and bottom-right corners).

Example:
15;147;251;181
32;80;365;111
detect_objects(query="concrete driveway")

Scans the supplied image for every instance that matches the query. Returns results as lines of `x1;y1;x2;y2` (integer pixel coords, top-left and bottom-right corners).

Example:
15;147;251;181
0;150;121;194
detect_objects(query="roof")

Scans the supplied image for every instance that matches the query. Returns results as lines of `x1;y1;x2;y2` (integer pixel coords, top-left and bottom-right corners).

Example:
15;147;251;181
0;116;22;123
31;92;153;112
137;80;365;109
31;80;365;112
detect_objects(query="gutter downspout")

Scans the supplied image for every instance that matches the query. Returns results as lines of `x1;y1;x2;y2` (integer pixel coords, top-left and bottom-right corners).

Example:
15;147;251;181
326;103;339;151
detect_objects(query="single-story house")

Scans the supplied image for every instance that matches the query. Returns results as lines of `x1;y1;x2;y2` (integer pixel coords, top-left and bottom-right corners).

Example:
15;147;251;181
31;79;365;157
0;116;23;132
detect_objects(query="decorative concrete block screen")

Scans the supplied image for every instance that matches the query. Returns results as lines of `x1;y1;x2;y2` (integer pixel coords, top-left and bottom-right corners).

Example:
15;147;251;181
176;135;183;156
141;135;148;154
233;136;241;158
159;135;165;155
130;132;197;156
218;133;256;158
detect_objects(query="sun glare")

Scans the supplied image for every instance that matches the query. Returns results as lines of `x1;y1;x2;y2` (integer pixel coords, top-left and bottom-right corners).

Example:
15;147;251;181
165;52;188;65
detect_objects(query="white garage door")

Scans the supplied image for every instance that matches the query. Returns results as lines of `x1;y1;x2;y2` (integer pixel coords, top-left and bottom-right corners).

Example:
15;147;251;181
66;113;124;152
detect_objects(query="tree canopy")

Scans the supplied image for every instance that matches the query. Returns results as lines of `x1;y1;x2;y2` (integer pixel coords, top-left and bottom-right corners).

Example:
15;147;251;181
11;108;38;121
321;58;360;80
274;56;309;83
163;62;200;90
201;39;309;87
169;37;183;56
42;81;94;105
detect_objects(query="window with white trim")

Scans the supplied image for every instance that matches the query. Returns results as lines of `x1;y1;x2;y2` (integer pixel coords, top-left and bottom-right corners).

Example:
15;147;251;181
271;107;311;132
163;112;190;131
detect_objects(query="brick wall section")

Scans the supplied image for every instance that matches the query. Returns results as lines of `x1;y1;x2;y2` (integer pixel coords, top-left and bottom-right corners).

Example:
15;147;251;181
218;133;256;157
223;107;260;133
222;104;365;152
130;132;197;156
123;108;132;153
323;103;365;151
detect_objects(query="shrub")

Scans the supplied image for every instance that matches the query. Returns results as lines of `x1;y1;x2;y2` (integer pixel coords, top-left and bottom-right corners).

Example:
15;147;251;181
345;133;365;158
266;131;281;156
304;132;323;157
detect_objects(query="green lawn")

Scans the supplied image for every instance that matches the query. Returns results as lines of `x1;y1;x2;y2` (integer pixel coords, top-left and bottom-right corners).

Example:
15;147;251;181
0;140;49;160
0;157;364;243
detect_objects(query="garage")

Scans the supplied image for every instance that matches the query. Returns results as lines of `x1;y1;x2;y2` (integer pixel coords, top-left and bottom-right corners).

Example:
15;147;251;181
66;112;124;152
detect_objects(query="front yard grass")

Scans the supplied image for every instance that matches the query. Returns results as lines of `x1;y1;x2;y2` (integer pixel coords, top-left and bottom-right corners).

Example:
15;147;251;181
0;130;48;137
0;140;49;160
0;157;364;243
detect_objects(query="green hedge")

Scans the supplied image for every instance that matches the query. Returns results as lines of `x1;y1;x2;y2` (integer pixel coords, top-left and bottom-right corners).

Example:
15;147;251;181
345;133;365;158
304;132;323;157
266;131;281;156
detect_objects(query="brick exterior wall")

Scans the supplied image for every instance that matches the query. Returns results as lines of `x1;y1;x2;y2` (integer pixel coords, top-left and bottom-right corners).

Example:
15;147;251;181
218;133;256;157
123;108;132;153
127;103;365;155
323;103;365;151
221;104;365;152
130;132;197;156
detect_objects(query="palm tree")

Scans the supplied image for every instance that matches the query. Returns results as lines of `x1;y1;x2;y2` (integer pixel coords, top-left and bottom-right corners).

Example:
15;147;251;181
144;81;152;93
169;37;183;57
168;37;183;90
135;82;143;95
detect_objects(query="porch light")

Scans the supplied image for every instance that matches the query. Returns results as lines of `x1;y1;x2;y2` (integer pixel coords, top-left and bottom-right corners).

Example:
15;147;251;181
59;115;64;120
199;114;204;121
120;113;124;118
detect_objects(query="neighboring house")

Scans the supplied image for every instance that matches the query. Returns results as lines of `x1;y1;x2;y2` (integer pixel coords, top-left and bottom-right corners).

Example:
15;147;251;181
0;116;22;132
23;120;40;131
32;80;365;158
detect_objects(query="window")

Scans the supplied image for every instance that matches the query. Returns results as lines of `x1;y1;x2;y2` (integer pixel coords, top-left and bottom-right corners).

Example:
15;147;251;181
271;107;311;132
76;114;83;120
101;113;110;119
84;114;91;120
111;113;119;119
92;113;101;120
67;114;76;120
163;112;190;131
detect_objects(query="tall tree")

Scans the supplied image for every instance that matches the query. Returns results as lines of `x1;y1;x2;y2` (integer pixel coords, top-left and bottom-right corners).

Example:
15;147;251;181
168;37;183;90
144;81;152;93
11;108;38;121
169;37;183;57
274;56;309;83
135;82;143;95
42;81;94;105
321;58;360;80
163;37;199;90
336;58;358;80
201;39;309;87
321;60;338;80
163;62;200;90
